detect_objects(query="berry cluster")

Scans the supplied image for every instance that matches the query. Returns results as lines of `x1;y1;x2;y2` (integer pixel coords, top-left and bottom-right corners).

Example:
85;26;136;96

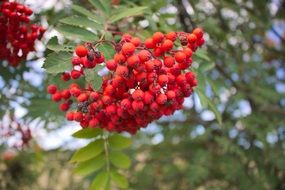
0;115;32;149
47;28;204;134
0;1;45;67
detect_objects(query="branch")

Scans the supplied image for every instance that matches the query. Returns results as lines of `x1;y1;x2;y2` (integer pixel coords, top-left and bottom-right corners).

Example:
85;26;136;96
175;0;196;32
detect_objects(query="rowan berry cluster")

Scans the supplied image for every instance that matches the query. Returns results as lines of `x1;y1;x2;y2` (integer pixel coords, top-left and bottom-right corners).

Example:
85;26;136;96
0;1;45;67
0;115;32;149
47;28;204;134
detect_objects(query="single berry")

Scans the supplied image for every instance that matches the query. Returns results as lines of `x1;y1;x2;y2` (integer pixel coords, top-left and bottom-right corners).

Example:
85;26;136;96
161;39;173;51
144;38;155;49
47;84;57;94
122;42;135;55
152;32;164;44
71;70;82;79
187;34;197;44
175;52;186;63
74;112;83;122
164;56;175;68
131;37;141;47
75;45;88;57
106;59;117;71
132;89;144;100
66;112;74;121
156;94;167;105
60;102;70;112
165;32;177;41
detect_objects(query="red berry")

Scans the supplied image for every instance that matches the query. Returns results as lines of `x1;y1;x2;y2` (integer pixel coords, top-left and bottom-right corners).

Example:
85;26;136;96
122;33;132;41
166;90;176;100
175;52;186;63
131;37;141;47
61;89;71;99
75;45;88;57
161;39;173;51
89;118;99;128
132;89;144;100
132;100;144;111
197;38;205;46
158;75;168;86
183;48;193;58
77;93;89;102
185;72;195;83
187;34;197;44
138;50;151;62
143;91;154;104
70;87;81;97
60;102;70;112
106;59;117;71
66;112;74;121
47;84;57;94
116;65;128;78
104;85;115;95
153;47;164;57
164;56;175;68
156;94;167;105
74;112;83;122
144;38;155;49
121;99;131;110
193;28;204;39
176;74;187;86
95;54;105;64
102;95;112;105
90;92;99;101
165;32;176;41
150;102;159;111
114;53;126;64
72;57;81;65
122;42;135;56
71;70;81;79
61;72;71;81
152;32;164;44
52;92;62;102
127;55;140;68
145;61;155;72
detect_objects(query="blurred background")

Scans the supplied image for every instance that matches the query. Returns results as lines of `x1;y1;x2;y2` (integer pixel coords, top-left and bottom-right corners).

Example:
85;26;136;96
1;0;285;189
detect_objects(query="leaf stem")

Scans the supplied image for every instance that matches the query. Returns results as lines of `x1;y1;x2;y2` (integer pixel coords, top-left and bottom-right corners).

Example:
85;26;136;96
103;132;110;172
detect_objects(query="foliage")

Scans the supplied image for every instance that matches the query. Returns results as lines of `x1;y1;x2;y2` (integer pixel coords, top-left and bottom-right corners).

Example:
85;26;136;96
0;0;285;190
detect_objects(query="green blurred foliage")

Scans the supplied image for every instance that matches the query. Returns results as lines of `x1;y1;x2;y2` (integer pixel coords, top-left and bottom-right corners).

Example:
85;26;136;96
1;0;285;189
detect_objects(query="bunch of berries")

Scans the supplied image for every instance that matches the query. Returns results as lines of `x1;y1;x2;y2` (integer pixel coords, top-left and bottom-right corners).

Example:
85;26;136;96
47;28;205;134
0;1;45;67
0;115;32;149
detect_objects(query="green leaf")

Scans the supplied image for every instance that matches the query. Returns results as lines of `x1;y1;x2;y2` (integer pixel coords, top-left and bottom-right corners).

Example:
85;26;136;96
110;152;131;169
72;5;101;22
87;0;110;15
46;37;74;52
194;49;211;62
196;88;208;108
55;25;97;42
43;52;72;74
60;16;103;31
74;154;105;176
72;128;102;139
98;44;115;61
111;171;128;189
109;134;131;150
109;6;147;23
196;88;222;124
70;139;104;162
85;65;104;90
200;61;215;72
24;98;61;120
89;171;109;190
